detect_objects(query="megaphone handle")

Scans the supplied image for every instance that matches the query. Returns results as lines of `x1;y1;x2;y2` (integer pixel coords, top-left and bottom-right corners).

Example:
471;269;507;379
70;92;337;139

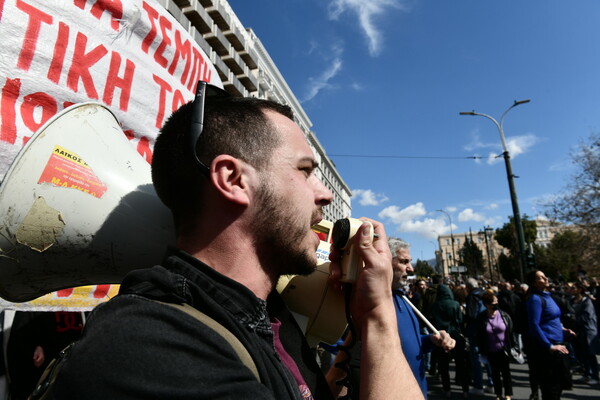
401;295;439;335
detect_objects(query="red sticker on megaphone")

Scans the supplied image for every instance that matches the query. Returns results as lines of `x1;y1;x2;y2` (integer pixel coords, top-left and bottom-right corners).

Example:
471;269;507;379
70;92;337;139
38;145;107;198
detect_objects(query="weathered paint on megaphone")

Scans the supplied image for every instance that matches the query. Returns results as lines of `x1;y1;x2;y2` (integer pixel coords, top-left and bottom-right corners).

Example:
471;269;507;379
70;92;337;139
0;102;175;302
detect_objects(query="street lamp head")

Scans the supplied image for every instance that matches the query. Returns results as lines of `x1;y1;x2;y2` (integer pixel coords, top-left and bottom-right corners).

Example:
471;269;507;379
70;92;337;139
514;99;531;106
459;111;476;116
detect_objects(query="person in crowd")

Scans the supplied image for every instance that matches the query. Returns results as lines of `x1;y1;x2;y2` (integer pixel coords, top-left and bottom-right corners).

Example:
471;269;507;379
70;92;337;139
477;291;514;400
430;284;469;398
52;84;424;399
465;278;493;395
6;311;83;400
411;279;428;313
498;282;521;331
411;279;432;374
525;269;576;400
570;281;600;385
423;275;443;376
349;238;455;399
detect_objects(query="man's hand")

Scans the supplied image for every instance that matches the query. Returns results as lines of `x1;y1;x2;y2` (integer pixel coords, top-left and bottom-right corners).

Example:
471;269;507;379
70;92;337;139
329;218;394;331
429;330;456;352
328;218;424;400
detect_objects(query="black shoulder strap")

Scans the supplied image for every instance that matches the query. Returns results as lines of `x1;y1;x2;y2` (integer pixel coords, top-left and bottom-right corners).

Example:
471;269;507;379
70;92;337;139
28;300;260;400
154;300;260;382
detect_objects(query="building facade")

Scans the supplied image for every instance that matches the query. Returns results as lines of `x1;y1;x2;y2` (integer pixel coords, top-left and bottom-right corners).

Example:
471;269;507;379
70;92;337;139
437;230;506;279
157;0;352;222
436;217;570;278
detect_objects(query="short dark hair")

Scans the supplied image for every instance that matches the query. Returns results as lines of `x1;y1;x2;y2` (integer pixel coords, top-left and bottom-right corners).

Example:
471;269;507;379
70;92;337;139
482;290;496;305
152;96;293;226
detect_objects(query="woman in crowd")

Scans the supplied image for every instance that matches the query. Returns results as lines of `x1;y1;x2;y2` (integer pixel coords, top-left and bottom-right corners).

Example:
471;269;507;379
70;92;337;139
430;284;470;398
476;290;514;400
570;281;600;385
525;269;575;400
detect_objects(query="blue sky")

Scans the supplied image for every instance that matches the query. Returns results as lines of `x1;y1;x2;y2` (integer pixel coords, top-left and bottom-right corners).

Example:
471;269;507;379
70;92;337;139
227;0;600;261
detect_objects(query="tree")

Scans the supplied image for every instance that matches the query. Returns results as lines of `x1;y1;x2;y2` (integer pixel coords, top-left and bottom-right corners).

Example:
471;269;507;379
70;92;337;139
458;236;485;277
414;259;435;278
544;133;600;273
535;230;587;280
493;215;537;281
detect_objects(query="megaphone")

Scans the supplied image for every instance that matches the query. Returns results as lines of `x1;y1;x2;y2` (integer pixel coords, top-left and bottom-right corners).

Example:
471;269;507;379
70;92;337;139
0;103;175;302
0;102;347;346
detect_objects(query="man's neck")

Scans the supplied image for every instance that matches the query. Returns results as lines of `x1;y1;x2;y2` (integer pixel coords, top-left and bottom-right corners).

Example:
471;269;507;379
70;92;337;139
177;221;275;300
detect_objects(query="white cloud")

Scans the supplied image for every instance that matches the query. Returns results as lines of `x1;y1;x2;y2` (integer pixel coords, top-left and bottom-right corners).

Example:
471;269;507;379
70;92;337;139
464;131;539;165
397;218;451;239
378;203;461;239
379;202;427;224
446;206;457;213
352;189;389;206
485;203;499;210
487;134;539;165
302;56;343;102
507;134;539;157
328;0;409;56
457;208;485;222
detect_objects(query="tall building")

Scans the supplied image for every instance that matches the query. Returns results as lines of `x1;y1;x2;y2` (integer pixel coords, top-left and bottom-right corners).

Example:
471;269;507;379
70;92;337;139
157;0;352;222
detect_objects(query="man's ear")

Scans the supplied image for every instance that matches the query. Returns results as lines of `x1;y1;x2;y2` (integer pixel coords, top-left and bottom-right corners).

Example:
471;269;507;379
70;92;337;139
210;155;253;205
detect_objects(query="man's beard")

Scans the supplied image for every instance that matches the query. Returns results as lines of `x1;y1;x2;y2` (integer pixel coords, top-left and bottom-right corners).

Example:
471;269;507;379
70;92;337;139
253;181;318;279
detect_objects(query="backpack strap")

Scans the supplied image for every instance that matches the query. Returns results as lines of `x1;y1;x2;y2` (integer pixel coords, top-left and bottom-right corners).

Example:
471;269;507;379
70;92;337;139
154;300;260;382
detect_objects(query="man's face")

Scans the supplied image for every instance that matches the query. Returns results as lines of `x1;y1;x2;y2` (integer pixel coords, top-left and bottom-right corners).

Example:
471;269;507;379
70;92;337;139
417;280;427;293
251;111;333;277
391;248;412;289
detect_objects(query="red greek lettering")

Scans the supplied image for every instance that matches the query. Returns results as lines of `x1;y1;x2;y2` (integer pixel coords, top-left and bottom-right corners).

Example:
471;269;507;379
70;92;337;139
141;1;159;54
103;52;135;111
55;312;83;333
73;0;86;10
169;30;192;84
154;15;172;68
16;0;53;72
0;0;6;21
21;92;57;133
48;22;70;84
152;74;172;129
67;32;108;99
172;89;186;111
187;48;211;90
137;136;152;163
0;78;20;145
89;0;123;32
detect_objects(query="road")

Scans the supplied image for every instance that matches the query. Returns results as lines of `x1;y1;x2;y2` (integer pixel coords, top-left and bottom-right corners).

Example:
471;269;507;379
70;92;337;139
427;356;600;399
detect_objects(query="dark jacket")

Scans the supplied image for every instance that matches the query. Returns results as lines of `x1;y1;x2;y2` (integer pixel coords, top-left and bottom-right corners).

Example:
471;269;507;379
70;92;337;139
52;249;332;400
430;285;463;339
476;309;515;356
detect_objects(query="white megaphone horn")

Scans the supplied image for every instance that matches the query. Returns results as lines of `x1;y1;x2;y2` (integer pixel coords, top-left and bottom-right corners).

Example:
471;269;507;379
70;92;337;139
0;103;175;302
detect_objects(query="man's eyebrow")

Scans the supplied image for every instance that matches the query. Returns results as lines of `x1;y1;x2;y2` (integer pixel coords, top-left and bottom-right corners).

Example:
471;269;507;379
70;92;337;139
299;157;319;169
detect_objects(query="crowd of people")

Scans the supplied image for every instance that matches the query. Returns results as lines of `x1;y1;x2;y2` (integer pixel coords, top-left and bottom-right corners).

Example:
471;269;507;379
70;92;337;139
0;83;597;400
402;269;600;400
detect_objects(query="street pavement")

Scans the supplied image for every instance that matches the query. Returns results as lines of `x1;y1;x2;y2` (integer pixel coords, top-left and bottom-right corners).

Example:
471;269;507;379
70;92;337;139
426;356;600;399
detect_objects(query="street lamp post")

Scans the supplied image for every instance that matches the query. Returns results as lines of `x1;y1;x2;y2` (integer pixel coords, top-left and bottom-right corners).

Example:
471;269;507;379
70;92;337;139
482;226;494;281
436;209;456;275
460;100;530;282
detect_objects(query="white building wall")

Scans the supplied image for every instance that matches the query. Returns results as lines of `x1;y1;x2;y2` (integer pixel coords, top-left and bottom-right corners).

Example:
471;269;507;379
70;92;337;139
158;0;352;222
